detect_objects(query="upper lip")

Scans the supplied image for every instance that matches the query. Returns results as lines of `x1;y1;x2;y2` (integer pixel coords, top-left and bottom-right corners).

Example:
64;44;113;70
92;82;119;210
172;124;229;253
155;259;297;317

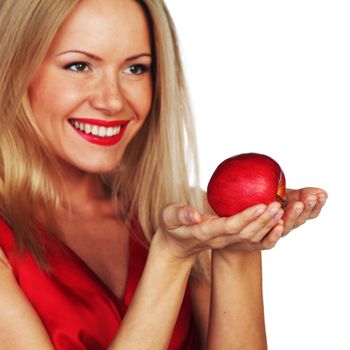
68;118;129;127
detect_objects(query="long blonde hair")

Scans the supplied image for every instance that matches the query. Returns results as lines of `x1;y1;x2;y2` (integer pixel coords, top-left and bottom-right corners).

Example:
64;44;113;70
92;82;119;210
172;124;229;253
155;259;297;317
0;0;205;274
0;0;79;265
113;0;204;237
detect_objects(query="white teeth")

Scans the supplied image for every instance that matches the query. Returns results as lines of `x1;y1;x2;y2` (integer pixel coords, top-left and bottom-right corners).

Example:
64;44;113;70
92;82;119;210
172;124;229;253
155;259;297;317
70;120;122;138
91;125;99;136
85;124;92;134
106;127;113;137
98;126;106;137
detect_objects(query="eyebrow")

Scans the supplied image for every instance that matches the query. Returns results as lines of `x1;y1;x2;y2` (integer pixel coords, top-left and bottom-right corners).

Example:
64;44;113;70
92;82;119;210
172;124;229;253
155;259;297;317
56;50;102;60
56;50;152;61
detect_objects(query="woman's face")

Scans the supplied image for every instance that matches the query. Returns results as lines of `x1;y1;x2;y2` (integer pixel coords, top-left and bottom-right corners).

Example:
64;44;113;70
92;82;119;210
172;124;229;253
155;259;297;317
29;0;153;174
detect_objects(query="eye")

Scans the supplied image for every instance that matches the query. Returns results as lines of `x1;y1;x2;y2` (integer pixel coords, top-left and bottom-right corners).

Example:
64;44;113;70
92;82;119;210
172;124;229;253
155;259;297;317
123;64;150;75
64;61;90;73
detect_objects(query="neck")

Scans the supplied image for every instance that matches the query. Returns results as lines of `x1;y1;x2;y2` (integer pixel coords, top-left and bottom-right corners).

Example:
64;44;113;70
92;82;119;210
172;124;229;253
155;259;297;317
58;162;112;214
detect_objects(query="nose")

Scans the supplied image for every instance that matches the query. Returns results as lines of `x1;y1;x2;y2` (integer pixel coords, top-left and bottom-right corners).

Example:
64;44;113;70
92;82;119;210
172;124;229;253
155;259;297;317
89;74;124;116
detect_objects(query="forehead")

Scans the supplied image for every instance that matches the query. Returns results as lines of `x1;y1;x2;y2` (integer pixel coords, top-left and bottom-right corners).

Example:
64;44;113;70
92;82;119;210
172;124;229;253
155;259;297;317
49;0;151;55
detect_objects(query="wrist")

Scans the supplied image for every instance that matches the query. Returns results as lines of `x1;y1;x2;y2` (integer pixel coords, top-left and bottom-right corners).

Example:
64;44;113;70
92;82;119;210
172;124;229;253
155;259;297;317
213;249;261;262
150;231;197;269
212;249;262;274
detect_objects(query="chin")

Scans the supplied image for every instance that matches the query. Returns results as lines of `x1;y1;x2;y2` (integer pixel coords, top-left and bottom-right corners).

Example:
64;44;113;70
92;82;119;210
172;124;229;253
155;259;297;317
83;160;120;175
58;156;121;177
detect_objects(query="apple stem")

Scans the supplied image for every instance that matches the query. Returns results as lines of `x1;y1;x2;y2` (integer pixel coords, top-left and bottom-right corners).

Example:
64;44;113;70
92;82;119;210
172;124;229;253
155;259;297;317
276;194;287;208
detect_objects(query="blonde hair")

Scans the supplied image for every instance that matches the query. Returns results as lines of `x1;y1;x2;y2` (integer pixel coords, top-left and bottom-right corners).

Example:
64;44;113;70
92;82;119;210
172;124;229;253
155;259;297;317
0;0;206;276
0;0;79;265
114;0;207;277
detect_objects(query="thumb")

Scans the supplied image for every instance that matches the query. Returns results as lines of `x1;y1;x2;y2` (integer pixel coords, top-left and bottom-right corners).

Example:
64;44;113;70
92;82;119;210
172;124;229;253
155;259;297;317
161;203;201;230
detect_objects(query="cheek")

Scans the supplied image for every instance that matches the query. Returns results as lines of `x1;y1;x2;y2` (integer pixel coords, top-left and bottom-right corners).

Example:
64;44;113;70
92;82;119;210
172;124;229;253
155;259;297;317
29;76;85;122
145;81;153;112
138;81;153;120
124;79;153;120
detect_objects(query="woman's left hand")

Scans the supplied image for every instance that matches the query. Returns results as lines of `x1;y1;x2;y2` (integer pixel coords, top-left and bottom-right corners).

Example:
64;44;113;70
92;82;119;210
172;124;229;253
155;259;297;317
281;187;327;236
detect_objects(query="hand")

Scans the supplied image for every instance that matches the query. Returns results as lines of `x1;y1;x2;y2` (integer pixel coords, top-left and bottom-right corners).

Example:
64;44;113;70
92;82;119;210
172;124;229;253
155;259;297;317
155;201;285;261
282;187;327;236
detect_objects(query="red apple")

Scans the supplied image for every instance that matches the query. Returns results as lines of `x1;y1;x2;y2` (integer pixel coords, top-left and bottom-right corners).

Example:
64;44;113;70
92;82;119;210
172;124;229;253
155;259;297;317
207;153;287;217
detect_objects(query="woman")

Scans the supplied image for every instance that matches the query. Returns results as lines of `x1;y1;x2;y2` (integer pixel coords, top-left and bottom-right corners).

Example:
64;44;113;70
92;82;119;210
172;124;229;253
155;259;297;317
0;0;327;349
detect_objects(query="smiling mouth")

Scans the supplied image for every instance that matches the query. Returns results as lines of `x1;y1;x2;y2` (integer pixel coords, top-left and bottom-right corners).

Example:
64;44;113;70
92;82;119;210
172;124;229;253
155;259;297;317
68;118;129;146
69;119;121;137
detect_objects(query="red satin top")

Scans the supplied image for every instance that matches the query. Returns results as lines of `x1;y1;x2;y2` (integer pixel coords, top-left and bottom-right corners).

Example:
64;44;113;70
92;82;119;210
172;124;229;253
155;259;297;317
0;218;199;349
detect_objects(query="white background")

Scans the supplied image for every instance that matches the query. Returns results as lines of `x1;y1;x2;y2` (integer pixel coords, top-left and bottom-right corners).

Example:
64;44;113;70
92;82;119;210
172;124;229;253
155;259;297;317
166;1;350;349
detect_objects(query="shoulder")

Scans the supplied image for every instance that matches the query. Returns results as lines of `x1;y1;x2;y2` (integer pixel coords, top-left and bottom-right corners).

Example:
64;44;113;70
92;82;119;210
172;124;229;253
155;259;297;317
0;248;53;349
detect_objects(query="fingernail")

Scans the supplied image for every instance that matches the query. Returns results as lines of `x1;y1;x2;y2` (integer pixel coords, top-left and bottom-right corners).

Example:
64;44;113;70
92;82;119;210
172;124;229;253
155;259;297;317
318;194;327;204
269;205;280;216
192;212;200;223
185;211;193;223
274;213;283;221
254;205;266;216
308;200;317;208
276;227;283;237
295;206;303;216
186;211;199;224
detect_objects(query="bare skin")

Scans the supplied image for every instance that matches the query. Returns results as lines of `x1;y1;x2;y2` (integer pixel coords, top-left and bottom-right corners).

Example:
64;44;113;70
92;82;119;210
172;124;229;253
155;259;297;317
0;188;327;349
0;0;328;349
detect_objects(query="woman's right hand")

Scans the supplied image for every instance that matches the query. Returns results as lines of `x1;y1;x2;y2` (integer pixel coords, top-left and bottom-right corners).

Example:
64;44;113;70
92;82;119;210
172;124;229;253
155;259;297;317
155;201;284;261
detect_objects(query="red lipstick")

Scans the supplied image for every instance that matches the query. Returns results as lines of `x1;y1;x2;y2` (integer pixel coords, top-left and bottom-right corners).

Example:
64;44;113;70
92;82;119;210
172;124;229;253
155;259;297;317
69;118;129;146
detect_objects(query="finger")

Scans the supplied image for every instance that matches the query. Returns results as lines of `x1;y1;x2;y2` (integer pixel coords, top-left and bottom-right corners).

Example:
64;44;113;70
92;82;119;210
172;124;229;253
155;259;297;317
285;188;299;201
239;202;284;242
293;195;318;228
210;216;284;250
259;223;284;249
0;247;13;271
292;190;327;226
180;204;267;244
218;203;268;236
309;191;328;219
282;201;304;235
286;187;326;201
161;203;201;230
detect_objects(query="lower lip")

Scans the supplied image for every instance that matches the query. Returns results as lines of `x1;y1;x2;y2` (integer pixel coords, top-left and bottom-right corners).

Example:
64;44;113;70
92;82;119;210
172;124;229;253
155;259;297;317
70;123;128;146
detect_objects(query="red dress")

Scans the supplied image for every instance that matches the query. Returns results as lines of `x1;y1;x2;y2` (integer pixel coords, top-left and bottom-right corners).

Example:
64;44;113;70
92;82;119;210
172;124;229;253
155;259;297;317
0;218;199;350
